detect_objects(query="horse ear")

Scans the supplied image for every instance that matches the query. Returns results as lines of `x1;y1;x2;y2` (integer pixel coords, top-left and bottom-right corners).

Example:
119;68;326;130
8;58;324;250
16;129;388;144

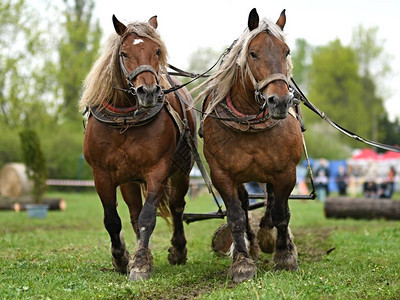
276;9;286;30
112;14;127;36
148;16;158;29
248;8;259;31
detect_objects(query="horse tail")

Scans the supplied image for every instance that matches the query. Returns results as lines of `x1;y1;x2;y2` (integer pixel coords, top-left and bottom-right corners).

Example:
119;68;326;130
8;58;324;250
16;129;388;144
159;185;172;227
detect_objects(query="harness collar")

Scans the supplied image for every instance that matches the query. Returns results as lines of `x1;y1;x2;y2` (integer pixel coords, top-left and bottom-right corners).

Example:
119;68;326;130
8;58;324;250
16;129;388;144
102;101;137;114
226;93;267;120
88;98;165;132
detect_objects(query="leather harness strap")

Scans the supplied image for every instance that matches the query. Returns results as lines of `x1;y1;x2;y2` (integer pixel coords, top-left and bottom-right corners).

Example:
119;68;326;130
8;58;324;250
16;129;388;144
119;55;159;84
256;73;289;91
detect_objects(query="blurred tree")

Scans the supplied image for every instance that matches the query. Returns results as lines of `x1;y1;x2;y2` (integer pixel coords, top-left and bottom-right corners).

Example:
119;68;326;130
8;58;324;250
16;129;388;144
303;123;352;159
186;47;221;100
378;115;400;151
58;0;101;120
351;26;391;143
0;0;56;129
19;128;47;203
305;39;369;145
291;38;313;89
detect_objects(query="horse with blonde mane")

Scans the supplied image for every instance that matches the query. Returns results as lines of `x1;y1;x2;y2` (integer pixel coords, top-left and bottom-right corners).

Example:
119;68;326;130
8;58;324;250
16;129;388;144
80;15;196;281
195;9;303;282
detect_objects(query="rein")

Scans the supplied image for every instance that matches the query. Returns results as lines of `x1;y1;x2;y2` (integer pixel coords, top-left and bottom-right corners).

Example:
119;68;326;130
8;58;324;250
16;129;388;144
290;78;400;153
163;48;229;95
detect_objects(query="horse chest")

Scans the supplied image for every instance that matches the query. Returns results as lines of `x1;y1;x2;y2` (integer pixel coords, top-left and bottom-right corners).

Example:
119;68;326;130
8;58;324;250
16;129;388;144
84;119;176;177
204;118;302;182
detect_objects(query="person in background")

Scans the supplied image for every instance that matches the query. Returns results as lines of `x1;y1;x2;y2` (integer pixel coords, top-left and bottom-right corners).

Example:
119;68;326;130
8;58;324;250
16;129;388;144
336;165;348;196
378;180;392;199
315;169;329;202
387;166;397;196
363;180;378;198
315;159;330;197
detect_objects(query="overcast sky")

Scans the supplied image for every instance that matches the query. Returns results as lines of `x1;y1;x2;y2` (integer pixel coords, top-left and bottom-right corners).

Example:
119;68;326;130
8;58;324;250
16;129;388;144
94;0;400;121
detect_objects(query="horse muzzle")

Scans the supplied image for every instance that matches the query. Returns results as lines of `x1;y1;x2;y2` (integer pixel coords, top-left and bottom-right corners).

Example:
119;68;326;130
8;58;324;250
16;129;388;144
136;84;162;108
265;93;294;120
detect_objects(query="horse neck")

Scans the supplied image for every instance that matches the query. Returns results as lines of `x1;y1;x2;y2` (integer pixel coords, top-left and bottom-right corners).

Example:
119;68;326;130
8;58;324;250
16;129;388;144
229;71;259;115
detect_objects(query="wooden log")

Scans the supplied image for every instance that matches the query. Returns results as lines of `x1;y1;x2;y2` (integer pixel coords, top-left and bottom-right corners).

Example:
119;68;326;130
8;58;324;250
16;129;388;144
324;197;400;220
0;198;66;212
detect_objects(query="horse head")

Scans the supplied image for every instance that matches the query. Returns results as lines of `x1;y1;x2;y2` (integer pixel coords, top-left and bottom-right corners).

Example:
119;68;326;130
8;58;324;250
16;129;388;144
113;15;163;108
246;9;293;119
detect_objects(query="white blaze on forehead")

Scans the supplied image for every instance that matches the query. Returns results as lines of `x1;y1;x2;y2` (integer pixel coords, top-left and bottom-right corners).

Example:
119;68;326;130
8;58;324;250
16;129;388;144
133;39;144;45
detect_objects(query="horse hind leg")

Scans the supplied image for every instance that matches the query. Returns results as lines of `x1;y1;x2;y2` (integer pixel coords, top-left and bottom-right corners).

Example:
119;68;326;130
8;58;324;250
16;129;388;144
166;177;188;265
257;183;277;254
120;182;143;239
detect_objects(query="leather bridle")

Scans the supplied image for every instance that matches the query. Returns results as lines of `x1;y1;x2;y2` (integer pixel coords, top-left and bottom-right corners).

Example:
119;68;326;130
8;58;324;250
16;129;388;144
250;69;295;110
117;52;161;95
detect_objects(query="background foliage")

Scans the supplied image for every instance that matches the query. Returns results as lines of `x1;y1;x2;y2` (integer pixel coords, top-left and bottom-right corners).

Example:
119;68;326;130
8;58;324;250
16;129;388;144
0;0;398;179
19;128;47;203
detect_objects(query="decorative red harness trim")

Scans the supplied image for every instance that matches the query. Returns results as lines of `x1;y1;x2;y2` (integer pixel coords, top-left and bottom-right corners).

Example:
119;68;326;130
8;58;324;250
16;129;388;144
102;101;137;114
225;94;267;120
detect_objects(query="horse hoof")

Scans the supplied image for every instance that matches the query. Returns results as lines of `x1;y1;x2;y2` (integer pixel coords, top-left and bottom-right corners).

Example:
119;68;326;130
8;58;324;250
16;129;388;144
228;254;257;283
168;247;187;265
112;251;130;274
128;248;153;281
257;227;277;254
273;247;298;271
129;270;150;281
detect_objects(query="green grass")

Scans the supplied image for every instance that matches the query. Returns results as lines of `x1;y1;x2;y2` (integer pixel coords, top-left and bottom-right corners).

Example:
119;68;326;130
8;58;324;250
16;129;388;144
1;191;400;299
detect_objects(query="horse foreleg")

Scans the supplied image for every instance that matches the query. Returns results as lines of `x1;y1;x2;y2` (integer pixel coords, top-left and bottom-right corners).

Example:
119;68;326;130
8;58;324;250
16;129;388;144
212;172;256;283
238;184;259;260
94;173;129;274
257;183;277;253
271;182;298;271
128;167;169;281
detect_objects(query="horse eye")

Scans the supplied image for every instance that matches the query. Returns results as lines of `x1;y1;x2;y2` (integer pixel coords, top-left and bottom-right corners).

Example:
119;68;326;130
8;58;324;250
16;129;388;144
120;52;128;59
286;50;290;57
156;49;161;56
250;51;258;59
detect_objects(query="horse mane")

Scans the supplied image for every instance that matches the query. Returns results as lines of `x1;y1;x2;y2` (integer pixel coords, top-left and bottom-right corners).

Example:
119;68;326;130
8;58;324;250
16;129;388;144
79;21;169;111
193;17;293;114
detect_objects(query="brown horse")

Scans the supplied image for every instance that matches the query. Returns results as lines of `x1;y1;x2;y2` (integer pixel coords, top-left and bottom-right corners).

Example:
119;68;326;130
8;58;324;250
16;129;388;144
195;9;303;282
80;15;196;281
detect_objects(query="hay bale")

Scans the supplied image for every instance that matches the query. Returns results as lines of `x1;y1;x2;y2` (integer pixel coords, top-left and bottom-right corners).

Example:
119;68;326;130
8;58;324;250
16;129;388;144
211;210;264;255
0;163;32;199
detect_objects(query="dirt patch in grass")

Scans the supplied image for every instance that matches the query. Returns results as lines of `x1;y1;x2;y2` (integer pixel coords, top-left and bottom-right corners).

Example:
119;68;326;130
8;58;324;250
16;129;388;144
294;226;335;263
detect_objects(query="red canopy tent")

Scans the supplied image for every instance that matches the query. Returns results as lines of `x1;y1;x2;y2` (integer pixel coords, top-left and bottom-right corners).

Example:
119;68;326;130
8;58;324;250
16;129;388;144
352;148;380;160
381;151;400;160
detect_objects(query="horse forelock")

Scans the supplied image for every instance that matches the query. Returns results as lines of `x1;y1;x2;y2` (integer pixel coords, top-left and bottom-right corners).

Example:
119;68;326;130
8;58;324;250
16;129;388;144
79;21;168;111
194;18;292;114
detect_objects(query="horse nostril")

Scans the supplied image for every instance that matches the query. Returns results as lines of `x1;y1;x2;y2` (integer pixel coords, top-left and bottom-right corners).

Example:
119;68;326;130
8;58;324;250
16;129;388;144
151;85;162;98
286;93;294;108
136;86;147;98
267;95;278;108
136;85;162;99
